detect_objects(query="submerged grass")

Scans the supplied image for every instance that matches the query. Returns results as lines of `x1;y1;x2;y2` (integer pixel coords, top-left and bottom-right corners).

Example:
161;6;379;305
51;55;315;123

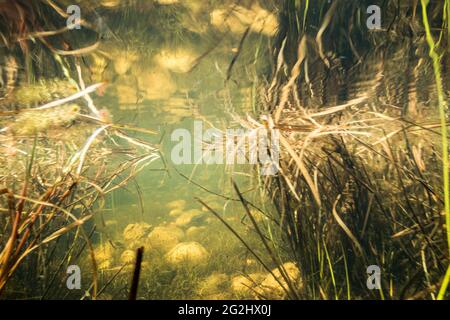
0;69;159;298
421;0;450;299
2;0;450;300
217;0;450;300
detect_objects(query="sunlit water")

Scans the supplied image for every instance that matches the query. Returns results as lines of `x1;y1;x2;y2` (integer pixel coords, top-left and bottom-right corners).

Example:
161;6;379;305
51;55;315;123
73;1;279;300
3;0;442;301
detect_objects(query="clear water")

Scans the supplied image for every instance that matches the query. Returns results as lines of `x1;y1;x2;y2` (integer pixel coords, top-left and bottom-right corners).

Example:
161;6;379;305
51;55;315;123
2;0;445;301
76;1;278;300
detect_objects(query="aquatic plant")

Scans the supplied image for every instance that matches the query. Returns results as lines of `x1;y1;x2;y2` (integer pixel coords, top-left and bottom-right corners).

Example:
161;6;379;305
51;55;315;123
2;0;449;301
0;0;103;82
421;0;450;300
260;0;448;300
12;79;78;106
8;103;80;135
203;0;450;300
0;71;159;298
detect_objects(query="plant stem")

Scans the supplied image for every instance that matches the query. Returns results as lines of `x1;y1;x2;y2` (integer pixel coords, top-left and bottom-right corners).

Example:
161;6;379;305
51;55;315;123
421;0;450;300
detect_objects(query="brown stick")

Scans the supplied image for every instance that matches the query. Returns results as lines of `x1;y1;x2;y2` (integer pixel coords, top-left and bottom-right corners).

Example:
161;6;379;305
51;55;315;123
129;247;144;300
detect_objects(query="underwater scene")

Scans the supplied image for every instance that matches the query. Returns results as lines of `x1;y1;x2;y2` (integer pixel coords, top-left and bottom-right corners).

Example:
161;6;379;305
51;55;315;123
0;0;450;301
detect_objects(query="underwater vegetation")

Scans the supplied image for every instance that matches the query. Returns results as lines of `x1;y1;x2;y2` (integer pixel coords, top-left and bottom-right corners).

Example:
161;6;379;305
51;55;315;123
0;0;449;301
0;76;158;297
0;0;161;298
230;0;450;300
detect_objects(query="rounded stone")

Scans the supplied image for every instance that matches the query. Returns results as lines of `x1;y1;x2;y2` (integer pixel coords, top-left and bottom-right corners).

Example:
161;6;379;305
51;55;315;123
165;242;209;266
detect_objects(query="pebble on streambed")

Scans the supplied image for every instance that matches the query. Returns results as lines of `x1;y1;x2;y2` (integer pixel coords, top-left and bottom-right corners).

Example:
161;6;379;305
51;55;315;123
165;241;209;266
196;273;231;299
231;273;266;297
255;262;302;299
146;225;185;252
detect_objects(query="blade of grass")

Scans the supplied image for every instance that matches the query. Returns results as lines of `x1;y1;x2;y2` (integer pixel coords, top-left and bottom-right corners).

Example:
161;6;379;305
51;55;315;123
421;0;450;300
